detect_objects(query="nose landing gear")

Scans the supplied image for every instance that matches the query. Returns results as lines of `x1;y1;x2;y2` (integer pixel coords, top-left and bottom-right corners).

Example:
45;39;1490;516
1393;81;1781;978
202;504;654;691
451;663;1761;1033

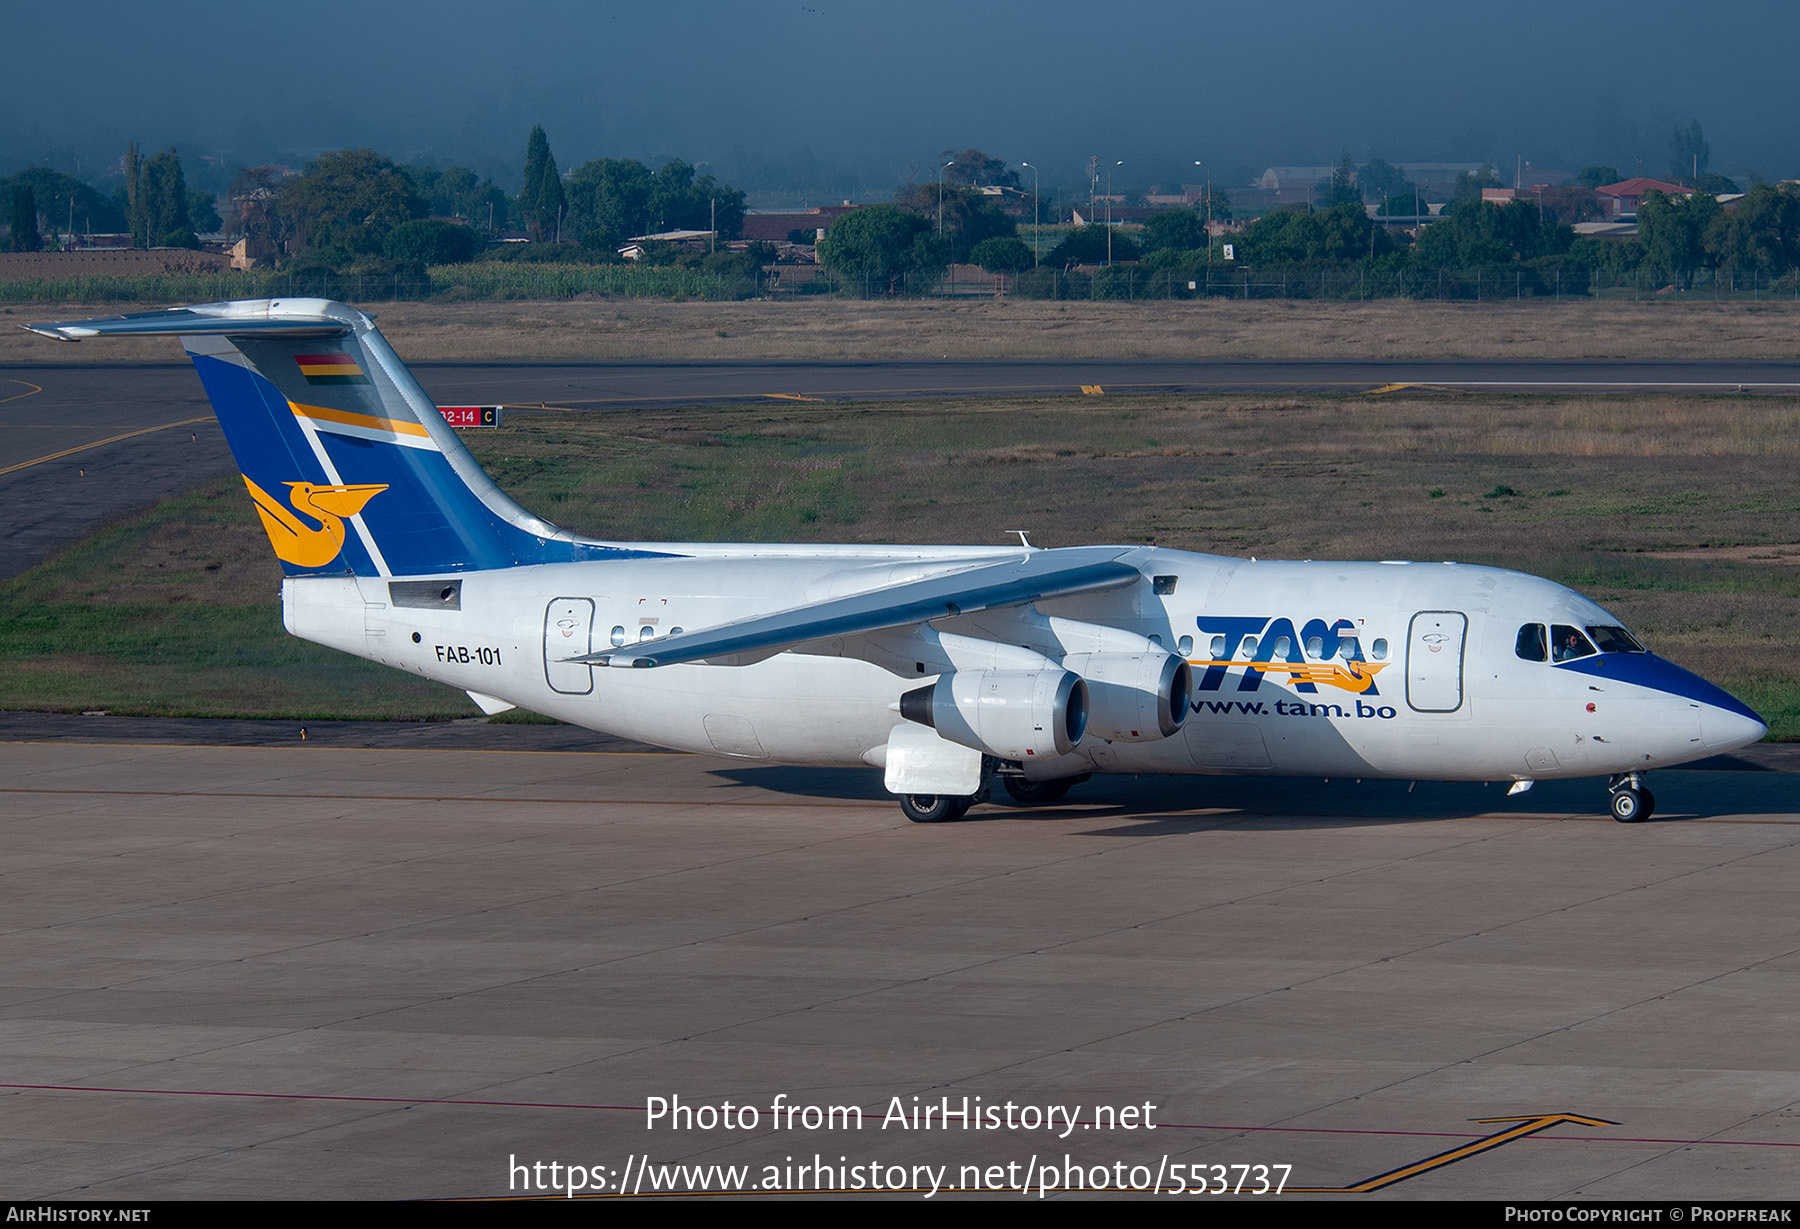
1608;773;1656;823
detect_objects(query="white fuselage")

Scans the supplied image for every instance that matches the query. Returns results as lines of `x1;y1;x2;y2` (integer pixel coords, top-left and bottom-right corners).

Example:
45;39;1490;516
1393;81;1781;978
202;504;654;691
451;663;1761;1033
285;544;1756;785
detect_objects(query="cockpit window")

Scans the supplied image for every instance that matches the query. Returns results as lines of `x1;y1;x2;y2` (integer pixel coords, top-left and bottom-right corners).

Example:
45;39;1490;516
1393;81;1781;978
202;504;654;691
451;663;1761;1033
1515;623;1547;662
1551;624;1596;662
1586;625;1645;654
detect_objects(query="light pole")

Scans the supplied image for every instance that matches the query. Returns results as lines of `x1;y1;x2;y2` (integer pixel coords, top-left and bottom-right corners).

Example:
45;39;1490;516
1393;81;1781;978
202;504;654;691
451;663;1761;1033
1106;160;1123;264
937;160;954;237
1194;160;1211;265
1021;161;1040;266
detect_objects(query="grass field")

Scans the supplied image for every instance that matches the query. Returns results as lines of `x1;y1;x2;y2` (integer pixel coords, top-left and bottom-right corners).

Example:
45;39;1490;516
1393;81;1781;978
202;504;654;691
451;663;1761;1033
5;296;1800;363
4;389;1798;736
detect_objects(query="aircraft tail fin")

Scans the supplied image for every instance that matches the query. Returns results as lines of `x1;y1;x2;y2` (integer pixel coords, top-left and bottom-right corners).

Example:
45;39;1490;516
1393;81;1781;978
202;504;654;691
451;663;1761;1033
27;300;652;577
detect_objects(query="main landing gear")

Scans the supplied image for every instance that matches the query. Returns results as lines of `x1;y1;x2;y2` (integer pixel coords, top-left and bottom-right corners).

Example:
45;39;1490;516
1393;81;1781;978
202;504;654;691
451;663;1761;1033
899;794;974;823
899;773;1091;822
1608;773;1656;823
1001;774;1089;806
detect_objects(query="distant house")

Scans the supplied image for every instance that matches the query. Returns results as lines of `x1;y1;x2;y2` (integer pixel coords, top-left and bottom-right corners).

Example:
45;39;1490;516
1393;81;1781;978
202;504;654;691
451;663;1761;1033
740;204;860;244
1594;177;1689;218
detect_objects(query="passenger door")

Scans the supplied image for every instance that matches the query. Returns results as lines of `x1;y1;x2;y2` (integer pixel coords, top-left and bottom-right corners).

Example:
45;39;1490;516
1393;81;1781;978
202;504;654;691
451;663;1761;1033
1406;610;1467;713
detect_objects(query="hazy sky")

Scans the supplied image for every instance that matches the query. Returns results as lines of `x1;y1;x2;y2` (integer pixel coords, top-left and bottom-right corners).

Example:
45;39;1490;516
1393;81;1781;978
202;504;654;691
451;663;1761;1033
5;1;1795;196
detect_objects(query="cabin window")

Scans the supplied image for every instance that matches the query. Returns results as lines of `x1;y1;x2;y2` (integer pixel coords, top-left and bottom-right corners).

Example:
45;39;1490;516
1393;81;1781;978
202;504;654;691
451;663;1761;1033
1305;636;1323;659
1515;623;1548;662
1371;638;1388;661
610;625;627;647
638;625;655;641
1148;634;1163;648
1551;624;1596;662
1242;635;1259;657
670;626;684;636
1272;636;1291;658
1210;635;1226;658
1177;635;1193;656
1337;637;1360;660
1587;625;1645;654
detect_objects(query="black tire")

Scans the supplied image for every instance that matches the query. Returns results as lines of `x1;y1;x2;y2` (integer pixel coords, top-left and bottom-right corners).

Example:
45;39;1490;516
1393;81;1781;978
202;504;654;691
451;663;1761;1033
900;794;972;823
1611;789;1645;823
1638;788;1656;820
1002;777;1072;805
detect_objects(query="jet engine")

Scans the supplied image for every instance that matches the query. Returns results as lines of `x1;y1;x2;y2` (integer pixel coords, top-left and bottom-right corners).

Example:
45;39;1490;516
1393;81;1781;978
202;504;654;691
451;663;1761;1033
900;670;1088;761
1063;651;1192;742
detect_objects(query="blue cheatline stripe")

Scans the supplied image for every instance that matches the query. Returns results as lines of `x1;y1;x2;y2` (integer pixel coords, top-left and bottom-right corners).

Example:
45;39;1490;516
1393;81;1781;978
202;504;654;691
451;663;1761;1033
1554;652;1763;723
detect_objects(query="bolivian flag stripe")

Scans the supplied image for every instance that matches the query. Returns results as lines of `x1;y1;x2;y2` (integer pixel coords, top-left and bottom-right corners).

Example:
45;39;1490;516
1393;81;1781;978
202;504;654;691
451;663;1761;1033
296;353;372;385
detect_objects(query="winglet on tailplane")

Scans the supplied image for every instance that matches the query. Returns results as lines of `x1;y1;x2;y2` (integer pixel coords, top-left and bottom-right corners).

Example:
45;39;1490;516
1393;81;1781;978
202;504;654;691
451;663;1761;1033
26;300;669;576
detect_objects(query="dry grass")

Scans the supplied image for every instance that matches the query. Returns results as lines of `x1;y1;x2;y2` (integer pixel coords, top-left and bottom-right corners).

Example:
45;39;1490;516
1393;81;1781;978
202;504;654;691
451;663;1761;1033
6;297;1800;363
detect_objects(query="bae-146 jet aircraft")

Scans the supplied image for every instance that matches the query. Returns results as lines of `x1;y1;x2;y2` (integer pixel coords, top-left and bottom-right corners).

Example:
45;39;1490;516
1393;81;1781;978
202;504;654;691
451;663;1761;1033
28;299;1767;822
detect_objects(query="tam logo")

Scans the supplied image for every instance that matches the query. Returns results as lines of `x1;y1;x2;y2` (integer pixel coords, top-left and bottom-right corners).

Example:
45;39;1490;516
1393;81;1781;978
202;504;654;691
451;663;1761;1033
1192;617;1386;695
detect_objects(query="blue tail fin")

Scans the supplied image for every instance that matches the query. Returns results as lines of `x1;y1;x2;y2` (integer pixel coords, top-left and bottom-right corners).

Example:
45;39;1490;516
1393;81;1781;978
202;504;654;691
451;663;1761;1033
27;299;667;576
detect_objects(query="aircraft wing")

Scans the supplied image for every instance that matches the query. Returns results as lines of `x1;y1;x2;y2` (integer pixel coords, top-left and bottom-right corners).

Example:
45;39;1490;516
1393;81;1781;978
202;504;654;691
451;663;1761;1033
582;546;1141;668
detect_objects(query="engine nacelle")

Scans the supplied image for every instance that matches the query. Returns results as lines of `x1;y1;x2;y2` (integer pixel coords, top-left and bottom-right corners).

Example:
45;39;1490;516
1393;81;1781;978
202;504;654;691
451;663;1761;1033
900;670;1087;761
1064;651;1191;742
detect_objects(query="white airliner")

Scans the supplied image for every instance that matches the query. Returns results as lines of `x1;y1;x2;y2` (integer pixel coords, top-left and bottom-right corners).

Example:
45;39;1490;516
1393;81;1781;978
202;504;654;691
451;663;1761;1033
28;299;1766;822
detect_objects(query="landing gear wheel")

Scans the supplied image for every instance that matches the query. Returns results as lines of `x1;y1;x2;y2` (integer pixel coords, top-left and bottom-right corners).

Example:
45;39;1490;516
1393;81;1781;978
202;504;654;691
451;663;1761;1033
1003;777;1072;805
900;794;972;823
1637;788;1656;820
1611;788;1647;823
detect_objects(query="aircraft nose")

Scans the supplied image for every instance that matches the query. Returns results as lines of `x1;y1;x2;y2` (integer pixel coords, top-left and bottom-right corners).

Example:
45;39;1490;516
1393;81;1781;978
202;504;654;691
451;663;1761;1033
1701;704;1767;752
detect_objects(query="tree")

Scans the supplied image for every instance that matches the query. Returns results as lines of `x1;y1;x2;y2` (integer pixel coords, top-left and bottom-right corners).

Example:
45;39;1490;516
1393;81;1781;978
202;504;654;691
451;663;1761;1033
520;125;566;242
1377;189;1429;217
893;182;1015;263
816;204;946;294
1533;185;1604;226
1315;152;1362;208
1576;166;1622;189
0;167;126;238
1241;202;1396;266
1637;189;1719;289
646;158;745;237
9;184;42;252
1139;209;1208;254
565;157;745;245
1453;164;1501;203
382;218;479;267
1358;158;1412;200
229;165;295;264
1408;198;1569;269
970;236;1033;275
1046;224;1137;266
404;163;509;233
943;149;1017;189
123;143;142;243
1704;182;1800;275
278;149;425;269
126;147;191;247
567;158;653;246
1669;120;1710;182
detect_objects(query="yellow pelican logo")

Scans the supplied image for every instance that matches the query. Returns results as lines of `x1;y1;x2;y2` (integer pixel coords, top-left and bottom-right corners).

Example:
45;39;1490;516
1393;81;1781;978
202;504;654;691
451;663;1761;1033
243;474;388;567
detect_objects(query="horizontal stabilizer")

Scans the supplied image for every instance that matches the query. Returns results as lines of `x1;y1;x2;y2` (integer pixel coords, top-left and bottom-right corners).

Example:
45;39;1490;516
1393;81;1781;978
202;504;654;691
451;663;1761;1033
581;546;1142;668
26;301;352;341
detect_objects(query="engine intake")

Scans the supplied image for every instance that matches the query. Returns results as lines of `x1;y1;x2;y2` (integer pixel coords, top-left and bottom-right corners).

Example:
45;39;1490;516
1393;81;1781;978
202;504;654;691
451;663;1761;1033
900;670;1087;760
1064;651;1191;742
